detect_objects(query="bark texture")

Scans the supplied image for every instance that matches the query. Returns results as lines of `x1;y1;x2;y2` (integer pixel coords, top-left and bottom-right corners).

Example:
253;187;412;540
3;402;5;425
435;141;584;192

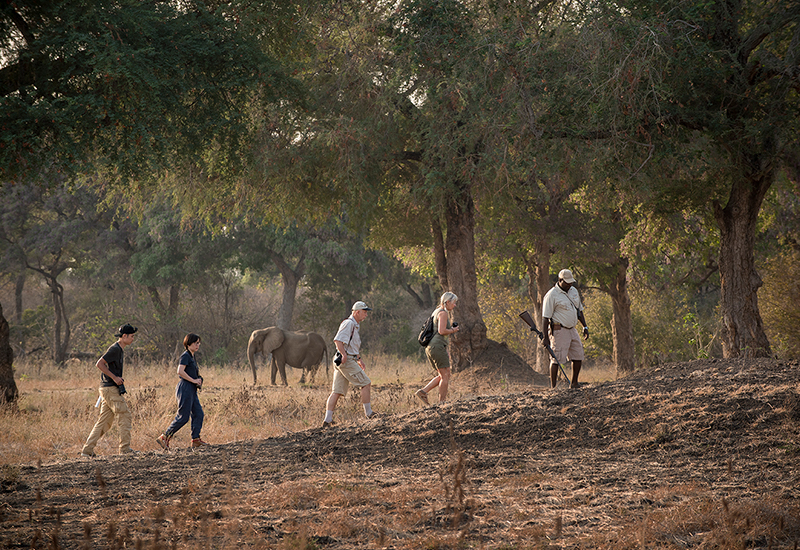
523;239;552;374
609;257;636;375
714;169;773;358
443;193;487;371
269;251;305;331
0;302;19;404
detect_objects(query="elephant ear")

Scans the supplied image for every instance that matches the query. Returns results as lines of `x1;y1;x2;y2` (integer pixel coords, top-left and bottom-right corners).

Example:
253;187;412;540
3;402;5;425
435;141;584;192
261;327;285;353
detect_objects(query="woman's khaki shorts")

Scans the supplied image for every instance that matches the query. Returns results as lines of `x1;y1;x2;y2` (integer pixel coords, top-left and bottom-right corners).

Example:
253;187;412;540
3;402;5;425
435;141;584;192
331;356;371;395
425;341;450;371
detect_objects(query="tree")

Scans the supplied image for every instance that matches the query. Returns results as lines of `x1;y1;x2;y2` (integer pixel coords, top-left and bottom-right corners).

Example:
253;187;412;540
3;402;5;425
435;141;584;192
0;176;117;363
0;0;294;180
234;222;315;331
1;0;301;366
567;186;637;375
245;0;576;371
579;0;800;358
130;200;239;358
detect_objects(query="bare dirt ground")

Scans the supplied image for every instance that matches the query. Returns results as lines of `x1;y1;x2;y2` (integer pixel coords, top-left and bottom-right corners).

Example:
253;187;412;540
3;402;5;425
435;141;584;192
1;356;799;549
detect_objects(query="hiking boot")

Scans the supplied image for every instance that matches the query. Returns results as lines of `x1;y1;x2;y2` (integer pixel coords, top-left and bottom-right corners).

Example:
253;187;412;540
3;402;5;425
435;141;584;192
156;433;171;450
366;411;381;420
415;389;429;405
80;452;95;459
191;438;208;448
322;420;335;429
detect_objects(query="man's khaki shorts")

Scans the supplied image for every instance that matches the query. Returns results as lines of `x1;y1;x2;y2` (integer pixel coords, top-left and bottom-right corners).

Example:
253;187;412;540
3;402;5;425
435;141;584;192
332;356;371;395
551;326;584;364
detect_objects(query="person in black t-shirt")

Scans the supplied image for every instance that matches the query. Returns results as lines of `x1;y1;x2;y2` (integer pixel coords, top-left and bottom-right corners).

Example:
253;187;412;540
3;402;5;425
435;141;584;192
81;324;137;457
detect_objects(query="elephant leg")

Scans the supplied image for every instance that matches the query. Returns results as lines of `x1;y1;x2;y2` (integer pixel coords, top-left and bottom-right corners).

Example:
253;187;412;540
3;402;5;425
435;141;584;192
270;356;279;385
299;371;307;384
277;360;289;386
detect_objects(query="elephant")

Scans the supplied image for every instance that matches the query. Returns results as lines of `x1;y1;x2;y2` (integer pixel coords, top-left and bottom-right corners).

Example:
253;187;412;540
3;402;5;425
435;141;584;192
247;327;329;386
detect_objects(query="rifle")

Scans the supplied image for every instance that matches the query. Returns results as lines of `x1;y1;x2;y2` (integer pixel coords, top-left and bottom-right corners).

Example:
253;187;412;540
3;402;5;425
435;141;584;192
518;310;570;384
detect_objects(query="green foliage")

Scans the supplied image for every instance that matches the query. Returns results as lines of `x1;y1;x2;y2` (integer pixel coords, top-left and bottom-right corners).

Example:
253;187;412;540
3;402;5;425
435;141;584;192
759;250;800;360
634;289;720;368
478;278;531;358
583;287;722;369
3;0;798;372
1;0;298;180
130;199;238;292
581;291;614;363
757;172;800;257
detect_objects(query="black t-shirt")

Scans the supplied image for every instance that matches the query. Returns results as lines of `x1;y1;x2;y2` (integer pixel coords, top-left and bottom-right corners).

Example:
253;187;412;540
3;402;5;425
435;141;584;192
100;342;124;387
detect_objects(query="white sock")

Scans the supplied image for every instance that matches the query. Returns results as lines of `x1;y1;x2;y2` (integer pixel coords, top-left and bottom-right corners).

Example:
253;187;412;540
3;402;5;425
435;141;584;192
363;403;373;416
324;410;334;423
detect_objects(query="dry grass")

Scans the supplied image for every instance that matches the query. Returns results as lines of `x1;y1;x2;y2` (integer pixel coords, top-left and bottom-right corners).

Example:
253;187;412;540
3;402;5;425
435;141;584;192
2;355;617;466
11;358;796;549
1;354;436;464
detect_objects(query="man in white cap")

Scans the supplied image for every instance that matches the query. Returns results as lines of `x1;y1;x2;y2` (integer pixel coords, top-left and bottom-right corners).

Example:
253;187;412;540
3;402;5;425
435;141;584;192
323;301;379;427
542;269;589;388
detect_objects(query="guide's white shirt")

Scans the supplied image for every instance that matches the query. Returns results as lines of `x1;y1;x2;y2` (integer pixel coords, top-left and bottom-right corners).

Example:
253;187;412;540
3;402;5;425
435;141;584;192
542;284;583;328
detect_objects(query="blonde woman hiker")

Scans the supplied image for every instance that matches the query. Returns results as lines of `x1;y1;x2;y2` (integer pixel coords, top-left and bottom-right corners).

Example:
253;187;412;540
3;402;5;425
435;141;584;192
416;292;460;405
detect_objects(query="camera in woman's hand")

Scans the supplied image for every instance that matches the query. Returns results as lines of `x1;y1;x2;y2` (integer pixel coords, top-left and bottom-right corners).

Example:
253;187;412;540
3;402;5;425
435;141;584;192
452;322;458;328
333;351;343;366
117;384;126;395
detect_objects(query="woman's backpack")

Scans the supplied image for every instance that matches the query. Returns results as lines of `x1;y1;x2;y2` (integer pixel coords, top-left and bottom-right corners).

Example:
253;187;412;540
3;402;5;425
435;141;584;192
418;312;436;346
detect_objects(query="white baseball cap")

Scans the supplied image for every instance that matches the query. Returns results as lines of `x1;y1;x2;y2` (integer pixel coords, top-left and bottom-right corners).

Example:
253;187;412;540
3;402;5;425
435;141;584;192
558;269;576;283
352;300;372;311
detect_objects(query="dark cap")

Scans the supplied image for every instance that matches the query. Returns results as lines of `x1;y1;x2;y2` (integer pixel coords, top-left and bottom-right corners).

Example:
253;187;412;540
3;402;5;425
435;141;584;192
115;324;138;337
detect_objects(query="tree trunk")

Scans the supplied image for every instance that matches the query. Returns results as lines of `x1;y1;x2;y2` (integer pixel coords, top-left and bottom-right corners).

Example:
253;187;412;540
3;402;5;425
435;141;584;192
147;285;183;359
148;286;165;313
402;281;434;309
166;284;182;359
48;276;70;365
522;240;551;374
608;257;636;375
0;302;19;405
14;273;24;324
432;217;448;291
277;269;300;331
269;251;305;331
443;191;487;371
714;168;773;358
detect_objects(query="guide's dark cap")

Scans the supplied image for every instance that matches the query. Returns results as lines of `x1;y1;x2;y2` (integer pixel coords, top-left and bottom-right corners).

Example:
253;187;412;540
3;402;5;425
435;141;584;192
115;324;138;337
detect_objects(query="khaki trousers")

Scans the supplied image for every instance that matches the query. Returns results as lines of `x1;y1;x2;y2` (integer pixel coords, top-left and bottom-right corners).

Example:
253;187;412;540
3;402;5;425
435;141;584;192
81;386;132;455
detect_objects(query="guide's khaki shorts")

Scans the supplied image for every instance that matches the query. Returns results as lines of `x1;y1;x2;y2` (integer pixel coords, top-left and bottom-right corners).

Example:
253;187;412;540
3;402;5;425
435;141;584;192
551;326;584;364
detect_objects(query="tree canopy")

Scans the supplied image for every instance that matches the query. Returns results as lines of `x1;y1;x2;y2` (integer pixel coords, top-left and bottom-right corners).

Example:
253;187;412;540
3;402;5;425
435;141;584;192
0;0;298;180
1;0;798;406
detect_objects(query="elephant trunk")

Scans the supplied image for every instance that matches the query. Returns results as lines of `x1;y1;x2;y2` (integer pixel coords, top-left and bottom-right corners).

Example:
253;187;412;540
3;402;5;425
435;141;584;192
247;334;258;385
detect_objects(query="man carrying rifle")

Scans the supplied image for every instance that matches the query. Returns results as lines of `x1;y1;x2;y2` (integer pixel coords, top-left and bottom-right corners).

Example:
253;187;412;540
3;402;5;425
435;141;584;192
542;269;589;389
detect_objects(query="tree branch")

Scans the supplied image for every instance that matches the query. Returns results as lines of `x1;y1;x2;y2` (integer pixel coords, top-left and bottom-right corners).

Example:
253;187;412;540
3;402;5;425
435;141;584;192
7;6;35;45
739;3;800;66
